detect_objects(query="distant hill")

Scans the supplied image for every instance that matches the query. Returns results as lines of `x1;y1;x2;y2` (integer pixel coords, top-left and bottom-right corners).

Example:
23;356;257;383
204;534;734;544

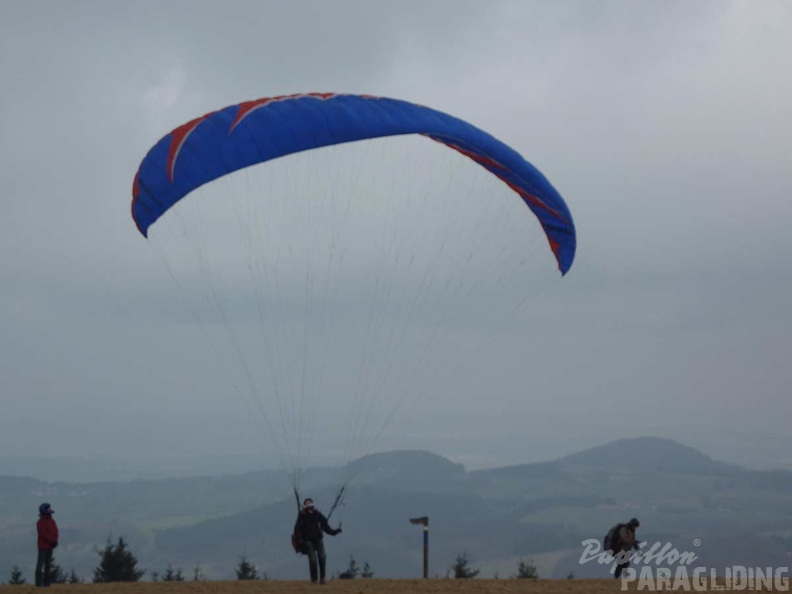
147;440;792;579
2;438;791;581
341;450;465;492
470;437;739;480
346;449;464;479
557;437;739;474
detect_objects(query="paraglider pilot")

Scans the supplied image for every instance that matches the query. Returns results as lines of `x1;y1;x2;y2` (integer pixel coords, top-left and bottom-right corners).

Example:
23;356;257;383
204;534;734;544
293;497;342;584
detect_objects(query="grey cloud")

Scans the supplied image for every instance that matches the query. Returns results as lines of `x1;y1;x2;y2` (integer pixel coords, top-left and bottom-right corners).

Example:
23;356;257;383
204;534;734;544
1;0;790;476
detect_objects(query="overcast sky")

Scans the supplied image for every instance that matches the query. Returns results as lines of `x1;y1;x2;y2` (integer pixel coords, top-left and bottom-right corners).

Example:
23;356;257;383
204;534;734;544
1;0;790;481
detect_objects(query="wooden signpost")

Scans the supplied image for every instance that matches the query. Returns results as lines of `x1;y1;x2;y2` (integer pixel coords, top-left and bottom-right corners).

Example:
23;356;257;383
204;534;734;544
409;516;429;578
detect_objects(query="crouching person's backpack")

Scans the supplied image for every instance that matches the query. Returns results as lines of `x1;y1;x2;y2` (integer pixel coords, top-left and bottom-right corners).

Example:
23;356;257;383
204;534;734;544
603;523;625;554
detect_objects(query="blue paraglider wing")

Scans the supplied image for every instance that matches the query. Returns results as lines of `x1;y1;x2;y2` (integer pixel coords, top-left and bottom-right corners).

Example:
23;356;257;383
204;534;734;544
132;93;576;274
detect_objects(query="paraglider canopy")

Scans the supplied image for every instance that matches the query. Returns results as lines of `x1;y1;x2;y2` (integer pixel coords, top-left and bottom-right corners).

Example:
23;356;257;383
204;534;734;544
132;92;575;274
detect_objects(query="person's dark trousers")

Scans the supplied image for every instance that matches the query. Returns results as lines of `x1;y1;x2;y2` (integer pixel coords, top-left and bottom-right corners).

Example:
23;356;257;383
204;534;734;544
35;548;53;587
304;539;327;582
614;556;631;579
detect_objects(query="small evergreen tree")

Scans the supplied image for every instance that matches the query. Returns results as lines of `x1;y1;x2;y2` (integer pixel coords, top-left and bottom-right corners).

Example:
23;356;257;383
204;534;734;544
162;564;184;581
337;555;359;579
512;558;538;579
8;565;26;585
361;561;374;578
49;556;68;584
451;552;480;578
92;536;145;582
193;563;206;581
235;554;259;580
68;568;83;584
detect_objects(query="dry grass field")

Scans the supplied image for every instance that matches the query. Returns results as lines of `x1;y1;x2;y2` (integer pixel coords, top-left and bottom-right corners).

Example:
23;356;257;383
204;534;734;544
0;577;785;593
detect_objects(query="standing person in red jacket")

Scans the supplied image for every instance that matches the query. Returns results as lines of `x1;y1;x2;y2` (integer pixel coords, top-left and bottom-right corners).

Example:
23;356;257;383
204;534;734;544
35;503;58;587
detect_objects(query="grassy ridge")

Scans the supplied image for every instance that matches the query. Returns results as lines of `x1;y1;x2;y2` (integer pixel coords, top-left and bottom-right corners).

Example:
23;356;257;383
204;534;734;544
0;579;748;594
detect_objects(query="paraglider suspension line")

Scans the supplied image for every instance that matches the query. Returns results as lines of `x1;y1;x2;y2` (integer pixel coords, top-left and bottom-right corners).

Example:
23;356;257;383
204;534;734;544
326;485;346;521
